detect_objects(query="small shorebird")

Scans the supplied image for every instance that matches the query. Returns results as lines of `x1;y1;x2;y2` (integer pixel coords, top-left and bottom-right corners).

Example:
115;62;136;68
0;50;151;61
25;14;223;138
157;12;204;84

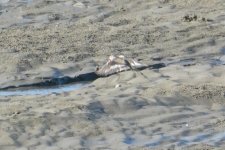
95;55;147;77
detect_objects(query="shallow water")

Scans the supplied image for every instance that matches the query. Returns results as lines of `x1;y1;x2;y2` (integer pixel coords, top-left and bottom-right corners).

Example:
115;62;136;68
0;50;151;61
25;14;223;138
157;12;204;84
0;82;88;96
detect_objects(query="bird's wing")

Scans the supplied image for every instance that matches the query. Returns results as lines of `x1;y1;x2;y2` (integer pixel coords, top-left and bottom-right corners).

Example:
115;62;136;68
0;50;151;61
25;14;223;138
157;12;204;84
95;63;129;76
129;59;147;69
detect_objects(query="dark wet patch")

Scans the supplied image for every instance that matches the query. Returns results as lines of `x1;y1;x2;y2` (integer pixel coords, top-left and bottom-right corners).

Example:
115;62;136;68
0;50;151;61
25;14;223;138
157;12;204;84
147;63;166;69
86;101;105;121
179;58;196;66
220;46;225;54
123;136;135;144
210;59;225;66
107;19;131;27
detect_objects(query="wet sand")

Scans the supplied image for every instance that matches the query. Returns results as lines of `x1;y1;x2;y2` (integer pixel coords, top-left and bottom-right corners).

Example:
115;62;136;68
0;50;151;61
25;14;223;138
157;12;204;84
1;0;225;149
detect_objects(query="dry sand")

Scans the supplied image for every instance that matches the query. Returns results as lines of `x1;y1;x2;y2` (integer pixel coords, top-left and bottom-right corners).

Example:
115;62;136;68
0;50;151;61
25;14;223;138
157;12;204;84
1;0;225;149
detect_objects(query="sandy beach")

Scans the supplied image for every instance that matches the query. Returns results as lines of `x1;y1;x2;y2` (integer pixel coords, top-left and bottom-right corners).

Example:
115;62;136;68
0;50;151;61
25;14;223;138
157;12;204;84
1;0;225;149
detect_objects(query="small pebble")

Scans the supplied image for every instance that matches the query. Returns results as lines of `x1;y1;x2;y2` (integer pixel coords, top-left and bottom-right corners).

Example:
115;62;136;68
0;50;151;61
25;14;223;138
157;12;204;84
115;84;121;88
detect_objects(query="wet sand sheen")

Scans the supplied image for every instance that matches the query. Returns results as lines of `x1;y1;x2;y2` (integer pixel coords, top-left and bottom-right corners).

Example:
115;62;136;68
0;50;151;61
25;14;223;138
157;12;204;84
0;82;89;96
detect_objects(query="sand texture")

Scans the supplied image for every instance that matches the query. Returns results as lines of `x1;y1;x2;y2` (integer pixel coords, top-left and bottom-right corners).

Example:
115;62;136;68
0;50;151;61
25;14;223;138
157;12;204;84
1;0;225;149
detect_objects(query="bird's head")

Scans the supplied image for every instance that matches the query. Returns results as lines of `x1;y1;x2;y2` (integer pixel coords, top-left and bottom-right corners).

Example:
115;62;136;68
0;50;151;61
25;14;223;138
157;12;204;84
95;65;100;71
117;55;125;59
108;55;116;61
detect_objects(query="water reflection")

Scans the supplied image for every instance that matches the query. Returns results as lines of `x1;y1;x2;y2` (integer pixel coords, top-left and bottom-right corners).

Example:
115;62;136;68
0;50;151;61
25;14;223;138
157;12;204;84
0;82;88;96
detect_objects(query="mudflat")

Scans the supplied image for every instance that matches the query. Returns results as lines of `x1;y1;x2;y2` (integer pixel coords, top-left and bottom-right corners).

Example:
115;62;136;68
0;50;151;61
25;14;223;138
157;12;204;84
1;0;225;149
